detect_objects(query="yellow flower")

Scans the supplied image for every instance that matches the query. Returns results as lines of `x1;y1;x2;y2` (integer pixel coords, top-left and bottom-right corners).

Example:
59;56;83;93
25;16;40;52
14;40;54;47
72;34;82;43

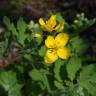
44;33;70;64
39;15;64;32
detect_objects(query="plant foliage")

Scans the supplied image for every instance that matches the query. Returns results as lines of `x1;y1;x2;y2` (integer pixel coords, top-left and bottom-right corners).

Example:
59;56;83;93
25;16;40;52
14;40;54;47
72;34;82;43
0;13;95;96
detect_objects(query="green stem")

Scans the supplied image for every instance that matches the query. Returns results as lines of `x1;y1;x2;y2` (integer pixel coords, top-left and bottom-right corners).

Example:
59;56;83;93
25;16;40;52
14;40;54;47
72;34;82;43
43;73;51;94
31;62;52;94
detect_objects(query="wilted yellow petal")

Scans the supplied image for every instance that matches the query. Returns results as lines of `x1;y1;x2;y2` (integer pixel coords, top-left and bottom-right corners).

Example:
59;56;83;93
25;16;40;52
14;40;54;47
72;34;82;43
54;22;64;32
39;18;45;26
55;33;69;47
45;36;55;48
57;47;70;59
44;49;58;63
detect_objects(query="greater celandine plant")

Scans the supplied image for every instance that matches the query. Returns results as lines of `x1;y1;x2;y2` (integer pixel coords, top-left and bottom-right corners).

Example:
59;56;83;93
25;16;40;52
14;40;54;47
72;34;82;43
39;15;70;64
0;13;96;96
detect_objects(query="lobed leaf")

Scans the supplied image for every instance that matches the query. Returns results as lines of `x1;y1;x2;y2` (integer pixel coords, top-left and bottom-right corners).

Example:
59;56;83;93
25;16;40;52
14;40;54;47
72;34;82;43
70;36;88;55
38;45;47;57
0;71;22;96
3;16;17;36
17;17;27;46
54;59;65;89
67;56;81;81
78;64;96;96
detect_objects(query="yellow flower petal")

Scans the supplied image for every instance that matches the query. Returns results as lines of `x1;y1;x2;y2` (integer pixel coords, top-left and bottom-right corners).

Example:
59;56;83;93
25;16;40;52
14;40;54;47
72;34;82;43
55;33;69;47
44;49;58;63
54;22;64;32
39;15;65;32
39;18;45;26
44;15;56;32
45;36;55;48
44;25;53;32
57;47;70;59
47;15;56;28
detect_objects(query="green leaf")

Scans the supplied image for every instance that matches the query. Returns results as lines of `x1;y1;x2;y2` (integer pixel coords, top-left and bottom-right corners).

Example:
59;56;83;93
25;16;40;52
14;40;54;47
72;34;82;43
38;45;47;57
29;69;48;91
3;16;12;32
29;69;44;82
78;64;96;96
56;13;64;23
3;16;10;27
17;17;27;33
54;59;65;89
54;59;65;82
67;57;81;81
11;23;18;36
24;54;32;61
54;80;64;90
17;17;27;46
70;36;87;55
0;71;22;96
79;65;95;81
8;84;22;96
3;16;17;36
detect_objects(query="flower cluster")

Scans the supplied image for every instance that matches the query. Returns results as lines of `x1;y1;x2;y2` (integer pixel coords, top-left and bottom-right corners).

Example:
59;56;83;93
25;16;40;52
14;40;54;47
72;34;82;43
39;15;71;64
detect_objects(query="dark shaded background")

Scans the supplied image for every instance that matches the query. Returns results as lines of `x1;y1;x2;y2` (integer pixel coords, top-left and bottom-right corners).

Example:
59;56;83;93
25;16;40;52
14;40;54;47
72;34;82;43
0;0;96;20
